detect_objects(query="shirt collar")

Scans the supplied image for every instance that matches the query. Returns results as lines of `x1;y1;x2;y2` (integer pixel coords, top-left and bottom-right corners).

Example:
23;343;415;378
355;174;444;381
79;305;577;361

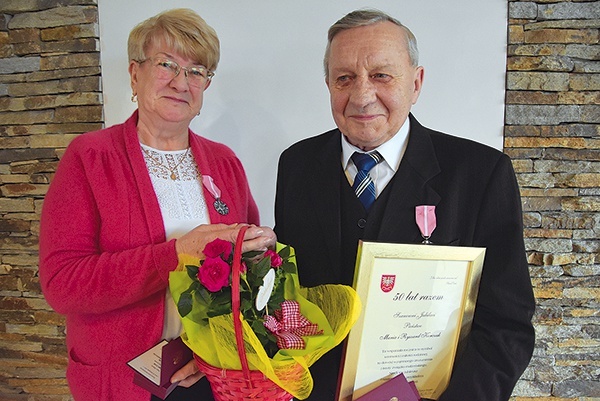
341;116;410;172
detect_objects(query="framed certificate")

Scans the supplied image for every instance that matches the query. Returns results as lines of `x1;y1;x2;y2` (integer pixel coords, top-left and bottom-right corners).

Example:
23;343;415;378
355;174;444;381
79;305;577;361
337;242;485;401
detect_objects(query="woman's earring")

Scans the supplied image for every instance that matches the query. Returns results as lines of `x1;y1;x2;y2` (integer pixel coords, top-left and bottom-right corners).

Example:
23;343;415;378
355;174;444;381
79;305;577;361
131;94;137;103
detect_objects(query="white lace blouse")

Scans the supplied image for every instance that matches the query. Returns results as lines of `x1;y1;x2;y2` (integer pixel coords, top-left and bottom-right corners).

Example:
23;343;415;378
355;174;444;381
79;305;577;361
141;143;210;340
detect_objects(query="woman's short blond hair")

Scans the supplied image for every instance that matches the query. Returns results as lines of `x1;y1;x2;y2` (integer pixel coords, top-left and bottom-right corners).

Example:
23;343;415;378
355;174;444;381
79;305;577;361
127;8;220;72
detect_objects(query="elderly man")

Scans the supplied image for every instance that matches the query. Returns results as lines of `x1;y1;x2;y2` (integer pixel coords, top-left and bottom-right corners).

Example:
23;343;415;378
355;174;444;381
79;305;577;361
274;9;535;401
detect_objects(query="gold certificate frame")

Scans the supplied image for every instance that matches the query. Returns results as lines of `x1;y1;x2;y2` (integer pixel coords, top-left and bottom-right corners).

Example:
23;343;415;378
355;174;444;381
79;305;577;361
337;242;485;401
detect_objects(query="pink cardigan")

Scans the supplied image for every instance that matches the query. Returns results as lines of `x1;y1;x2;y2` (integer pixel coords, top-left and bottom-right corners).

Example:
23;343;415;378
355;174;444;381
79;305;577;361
39;111;260;401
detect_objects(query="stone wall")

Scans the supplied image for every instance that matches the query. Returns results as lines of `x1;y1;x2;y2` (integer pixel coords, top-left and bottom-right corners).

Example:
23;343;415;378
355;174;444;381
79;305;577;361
0;1;102;400
0;0;598;400
506;0;600;399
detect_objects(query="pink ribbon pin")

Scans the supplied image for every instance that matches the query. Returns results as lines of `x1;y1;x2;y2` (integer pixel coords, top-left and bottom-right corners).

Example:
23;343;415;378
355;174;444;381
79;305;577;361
415;205;436;244
202;175;229;215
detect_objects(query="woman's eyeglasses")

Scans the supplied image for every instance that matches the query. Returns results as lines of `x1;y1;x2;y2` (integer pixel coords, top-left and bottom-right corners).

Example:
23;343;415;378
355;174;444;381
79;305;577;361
136;57;214;88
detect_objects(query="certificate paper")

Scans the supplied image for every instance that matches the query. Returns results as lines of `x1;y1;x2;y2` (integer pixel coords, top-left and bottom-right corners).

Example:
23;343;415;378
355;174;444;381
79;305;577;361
128;340;167;385
127;337;193;399
338;242;485;401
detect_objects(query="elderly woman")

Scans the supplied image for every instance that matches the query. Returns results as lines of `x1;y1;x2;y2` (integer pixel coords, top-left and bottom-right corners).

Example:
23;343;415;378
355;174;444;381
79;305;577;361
39;9;274;401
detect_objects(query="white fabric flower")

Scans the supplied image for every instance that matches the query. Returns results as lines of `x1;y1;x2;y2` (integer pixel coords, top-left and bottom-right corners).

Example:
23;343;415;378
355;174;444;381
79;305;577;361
255;268;276;311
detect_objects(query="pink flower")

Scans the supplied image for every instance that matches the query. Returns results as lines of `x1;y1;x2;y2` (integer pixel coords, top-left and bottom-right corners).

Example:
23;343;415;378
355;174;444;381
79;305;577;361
203;238;232;260
198;257;231;292
264;249;283;268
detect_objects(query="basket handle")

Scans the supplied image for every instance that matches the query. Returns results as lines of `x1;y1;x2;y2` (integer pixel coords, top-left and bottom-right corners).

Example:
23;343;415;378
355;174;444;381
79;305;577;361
231;225;252;382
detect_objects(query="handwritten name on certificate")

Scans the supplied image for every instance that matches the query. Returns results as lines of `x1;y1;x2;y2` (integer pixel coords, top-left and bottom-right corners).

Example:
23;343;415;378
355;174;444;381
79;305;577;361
339;243;484;401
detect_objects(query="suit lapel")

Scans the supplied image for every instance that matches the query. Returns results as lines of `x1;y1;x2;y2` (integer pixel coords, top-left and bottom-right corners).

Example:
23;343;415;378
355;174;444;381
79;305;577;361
375;115;442;243
310;132;343;268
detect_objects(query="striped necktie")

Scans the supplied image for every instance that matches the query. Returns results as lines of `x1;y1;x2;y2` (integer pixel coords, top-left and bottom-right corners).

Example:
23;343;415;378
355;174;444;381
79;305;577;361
351;151;382;212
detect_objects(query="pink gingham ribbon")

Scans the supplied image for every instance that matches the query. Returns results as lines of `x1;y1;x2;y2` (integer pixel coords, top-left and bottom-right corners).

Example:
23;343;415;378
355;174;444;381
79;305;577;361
263;300;323;349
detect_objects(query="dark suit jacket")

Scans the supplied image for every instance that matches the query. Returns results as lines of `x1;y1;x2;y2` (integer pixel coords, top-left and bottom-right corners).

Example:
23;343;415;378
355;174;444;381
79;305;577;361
274;114;535;401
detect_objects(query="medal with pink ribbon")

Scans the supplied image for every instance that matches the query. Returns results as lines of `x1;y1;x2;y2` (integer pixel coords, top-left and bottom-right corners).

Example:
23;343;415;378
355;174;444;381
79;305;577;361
415;205;436;244
202;175;229;215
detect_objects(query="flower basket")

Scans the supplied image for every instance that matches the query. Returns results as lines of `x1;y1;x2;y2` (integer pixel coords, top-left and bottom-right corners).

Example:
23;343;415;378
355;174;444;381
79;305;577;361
194;354;297;401
169;226;362;400
195;226;294;400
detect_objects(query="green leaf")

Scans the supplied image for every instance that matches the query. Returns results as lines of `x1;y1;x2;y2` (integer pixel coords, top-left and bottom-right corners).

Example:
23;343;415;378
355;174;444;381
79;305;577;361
268;290;285;313
177;290;194;317
212;288;232;307
253;257;271;279
185;264;199;280
240;298;254;315
250;319;279;358
245;268;261;290
207;304;228;317
191;280;202;292
251;319;267;336
281;261;297;274
195;286;213;304
209;289;232;316
242;250;263;259
278;246;291;259
239;278;251;293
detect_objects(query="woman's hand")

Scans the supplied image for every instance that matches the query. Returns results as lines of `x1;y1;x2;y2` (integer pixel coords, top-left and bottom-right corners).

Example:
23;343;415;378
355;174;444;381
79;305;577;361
175;223;276;258
170;359;204;387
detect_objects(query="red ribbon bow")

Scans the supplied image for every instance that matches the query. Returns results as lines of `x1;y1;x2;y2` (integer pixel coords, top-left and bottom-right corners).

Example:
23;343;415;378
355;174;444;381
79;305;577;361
263;300;323;350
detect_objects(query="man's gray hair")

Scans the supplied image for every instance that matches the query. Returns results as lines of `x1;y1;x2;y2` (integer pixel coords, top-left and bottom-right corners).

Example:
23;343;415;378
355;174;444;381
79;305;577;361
323;9;419;77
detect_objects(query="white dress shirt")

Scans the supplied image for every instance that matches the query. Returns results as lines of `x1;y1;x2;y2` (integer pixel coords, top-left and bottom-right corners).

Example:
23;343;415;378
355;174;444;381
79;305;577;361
341;117;411;197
